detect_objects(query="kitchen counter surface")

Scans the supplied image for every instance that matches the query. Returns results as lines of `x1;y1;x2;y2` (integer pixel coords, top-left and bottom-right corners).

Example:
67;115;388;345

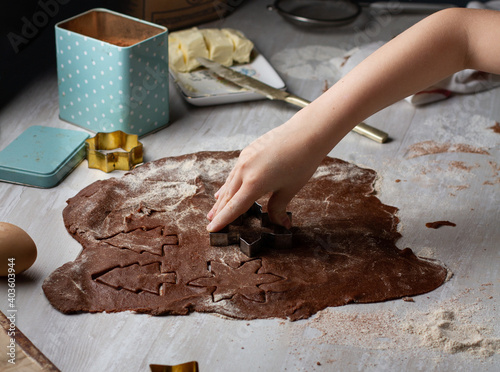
0;1;498;371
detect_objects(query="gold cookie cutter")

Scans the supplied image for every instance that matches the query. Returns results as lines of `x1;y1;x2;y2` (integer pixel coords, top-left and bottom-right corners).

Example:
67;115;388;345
85;131;143;173
150;362;199;372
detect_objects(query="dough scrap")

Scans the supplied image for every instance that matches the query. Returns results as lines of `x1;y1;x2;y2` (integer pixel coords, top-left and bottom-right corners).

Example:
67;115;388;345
43;152;447;321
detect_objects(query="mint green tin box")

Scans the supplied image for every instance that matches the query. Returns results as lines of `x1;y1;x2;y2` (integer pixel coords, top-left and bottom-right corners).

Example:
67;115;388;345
55;9;169;136
0;126;89;188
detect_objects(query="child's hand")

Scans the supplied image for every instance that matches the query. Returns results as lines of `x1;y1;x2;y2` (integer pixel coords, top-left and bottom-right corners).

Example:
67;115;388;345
206;117;324;232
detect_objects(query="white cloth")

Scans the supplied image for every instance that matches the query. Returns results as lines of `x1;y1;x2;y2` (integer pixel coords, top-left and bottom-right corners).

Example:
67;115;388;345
406;69;500;105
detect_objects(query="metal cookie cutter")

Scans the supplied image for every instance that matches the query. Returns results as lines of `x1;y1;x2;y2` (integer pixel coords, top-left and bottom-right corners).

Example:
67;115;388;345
85;130;143;173
210;202;293;257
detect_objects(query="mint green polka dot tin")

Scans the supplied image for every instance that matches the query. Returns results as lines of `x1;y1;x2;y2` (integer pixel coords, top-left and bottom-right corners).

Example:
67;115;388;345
55;8;169;136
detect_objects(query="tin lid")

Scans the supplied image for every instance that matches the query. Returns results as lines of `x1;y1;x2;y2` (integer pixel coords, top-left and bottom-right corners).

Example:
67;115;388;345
0;125;90;188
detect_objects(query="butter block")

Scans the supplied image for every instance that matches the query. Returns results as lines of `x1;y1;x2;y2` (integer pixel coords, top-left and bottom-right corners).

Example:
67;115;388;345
168;36;187;72
170;27;208;72
168;27;254;72
223;28;254;63
201;29;233;66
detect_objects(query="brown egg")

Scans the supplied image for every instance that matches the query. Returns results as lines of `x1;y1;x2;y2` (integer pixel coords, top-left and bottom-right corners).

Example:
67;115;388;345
0;222;37;276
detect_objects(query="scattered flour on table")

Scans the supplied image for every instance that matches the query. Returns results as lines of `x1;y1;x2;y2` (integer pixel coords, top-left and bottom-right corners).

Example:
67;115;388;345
302;308;410;351
271;45;345;81
407;141;490;159
409;292;500;358
406;114;499;158
293;286;499;359
405;308;500;357
188;134;255;153
416;247;436;259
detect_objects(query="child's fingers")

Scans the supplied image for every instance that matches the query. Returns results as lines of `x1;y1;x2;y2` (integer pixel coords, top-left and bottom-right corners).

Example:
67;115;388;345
207;174;244;227
208;166;238;220
207;188;256;232
208;184;227;220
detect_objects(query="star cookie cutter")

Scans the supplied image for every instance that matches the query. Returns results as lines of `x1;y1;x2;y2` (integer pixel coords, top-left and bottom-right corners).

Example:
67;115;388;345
85;130;143;173
210;202;293;257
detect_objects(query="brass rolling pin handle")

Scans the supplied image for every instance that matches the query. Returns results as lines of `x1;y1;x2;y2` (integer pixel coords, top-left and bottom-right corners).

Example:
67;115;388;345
284;94;389;144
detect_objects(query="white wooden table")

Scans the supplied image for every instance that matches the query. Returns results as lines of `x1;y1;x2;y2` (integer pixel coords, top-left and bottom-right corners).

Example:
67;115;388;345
1;2;499;371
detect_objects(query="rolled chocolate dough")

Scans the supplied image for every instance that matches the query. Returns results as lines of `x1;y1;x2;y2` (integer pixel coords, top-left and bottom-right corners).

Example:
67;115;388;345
43;151;447;321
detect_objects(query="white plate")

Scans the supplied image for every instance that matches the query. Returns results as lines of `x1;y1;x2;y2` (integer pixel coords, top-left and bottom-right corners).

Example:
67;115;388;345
169;51;286;106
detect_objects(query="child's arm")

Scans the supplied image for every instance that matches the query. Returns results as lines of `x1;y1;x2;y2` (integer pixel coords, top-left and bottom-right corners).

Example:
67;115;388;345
207;8;500;232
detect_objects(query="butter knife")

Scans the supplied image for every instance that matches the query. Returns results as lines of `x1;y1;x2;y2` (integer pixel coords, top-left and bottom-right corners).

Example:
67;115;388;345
197;57;388;143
